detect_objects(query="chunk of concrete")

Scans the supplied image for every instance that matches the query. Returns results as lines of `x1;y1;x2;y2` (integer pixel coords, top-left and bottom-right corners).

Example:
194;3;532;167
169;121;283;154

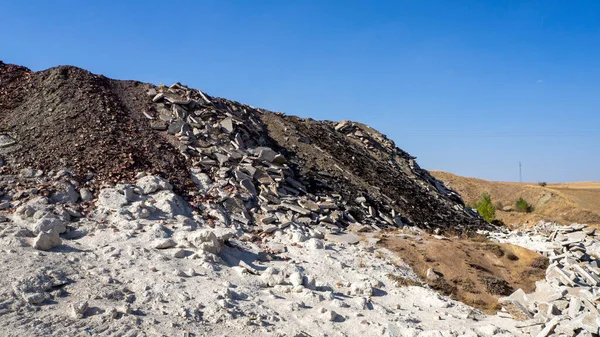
97;188;128;210
136;176;173;195
32;218;67;235
325;232;360;245
501;300;533;321
33;231;62;251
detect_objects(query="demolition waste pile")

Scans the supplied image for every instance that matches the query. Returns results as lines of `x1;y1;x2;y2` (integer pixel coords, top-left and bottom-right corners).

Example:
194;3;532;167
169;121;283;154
1;62;599;337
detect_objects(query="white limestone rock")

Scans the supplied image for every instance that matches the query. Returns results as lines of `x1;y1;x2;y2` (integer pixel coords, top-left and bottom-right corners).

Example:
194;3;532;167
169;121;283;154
31;218;67;235
50;182;79;204
33;231;62;251
136;176;173;195
152;190;191;217
97;188;128;210
289;272;304;287
71;301;89;319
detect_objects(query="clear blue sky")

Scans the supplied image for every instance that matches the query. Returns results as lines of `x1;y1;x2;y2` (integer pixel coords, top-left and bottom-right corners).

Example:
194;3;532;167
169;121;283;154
3;0;599;182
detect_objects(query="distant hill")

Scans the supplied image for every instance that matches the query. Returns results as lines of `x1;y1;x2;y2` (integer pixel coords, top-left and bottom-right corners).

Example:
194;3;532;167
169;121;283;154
431;171;600;227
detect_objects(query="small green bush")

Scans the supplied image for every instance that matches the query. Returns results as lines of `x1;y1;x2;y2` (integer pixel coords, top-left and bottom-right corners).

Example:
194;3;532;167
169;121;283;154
515;198;533;213
475;193;496;222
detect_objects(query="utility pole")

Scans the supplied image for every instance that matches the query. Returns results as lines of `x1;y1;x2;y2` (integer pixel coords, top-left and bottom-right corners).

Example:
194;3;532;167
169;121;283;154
519;161;522;183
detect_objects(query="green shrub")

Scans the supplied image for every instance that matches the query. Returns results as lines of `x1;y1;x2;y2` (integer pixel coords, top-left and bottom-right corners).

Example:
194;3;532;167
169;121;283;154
515;198;533;213
475;193;496;222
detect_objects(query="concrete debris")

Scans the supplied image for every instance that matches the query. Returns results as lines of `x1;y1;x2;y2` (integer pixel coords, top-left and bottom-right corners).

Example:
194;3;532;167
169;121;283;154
324;232;360;245
426;268;442;281
0;65;528;336
33;230;62;251
0;134;17;148
491;221;600;335
137;175;173;195
97;188;128;210
71;301;89;319
79;188;93;202
138;81;488;235
0;166;537;336
154;239;176;249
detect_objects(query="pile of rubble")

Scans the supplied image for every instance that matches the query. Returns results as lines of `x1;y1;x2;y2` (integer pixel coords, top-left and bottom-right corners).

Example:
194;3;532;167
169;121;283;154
0;169;522;337
139;81;487;235
491;222;600;336
0;61;489;233
0;61;512;336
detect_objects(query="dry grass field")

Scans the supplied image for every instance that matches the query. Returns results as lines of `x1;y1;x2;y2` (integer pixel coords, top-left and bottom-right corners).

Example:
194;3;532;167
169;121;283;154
381;234;547;313
431;171;600;228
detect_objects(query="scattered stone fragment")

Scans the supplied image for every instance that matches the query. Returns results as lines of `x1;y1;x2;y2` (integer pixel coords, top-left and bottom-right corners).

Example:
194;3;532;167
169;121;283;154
32;218;67;235
0;134;17;148
33;230;62;251
97;188;128;210
71;301;89;319
152;92;164;102
220;118;234;133
79;188;93;202
137;175;173;195
536;317;559;337
155;239;176;249
322;309;340;322
173;249;186;258
261;224;278;234
325;232;360;244
289;272;303;287
50;182;79;203
426;268;442;281
501;300;533;321
568;297;582;318
25;292;47;305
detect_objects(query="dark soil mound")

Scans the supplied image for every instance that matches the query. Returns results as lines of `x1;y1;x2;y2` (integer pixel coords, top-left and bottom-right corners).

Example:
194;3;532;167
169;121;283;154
261;115;483;228
0;61;192;191
0;61;489;231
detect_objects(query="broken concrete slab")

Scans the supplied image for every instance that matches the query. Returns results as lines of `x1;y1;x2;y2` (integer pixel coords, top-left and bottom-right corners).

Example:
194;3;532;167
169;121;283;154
324;232;360;245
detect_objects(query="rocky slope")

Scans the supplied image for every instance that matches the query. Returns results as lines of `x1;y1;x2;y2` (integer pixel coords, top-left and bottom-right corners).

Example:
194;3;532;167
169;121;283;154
0;62;529;337
0;61;487;232
0;170;522;337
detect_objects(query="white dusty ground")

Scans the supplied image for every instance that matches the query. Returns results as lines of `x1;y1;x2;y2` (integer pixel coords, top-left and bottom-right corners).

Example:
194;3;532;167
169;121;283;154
0;175;524;337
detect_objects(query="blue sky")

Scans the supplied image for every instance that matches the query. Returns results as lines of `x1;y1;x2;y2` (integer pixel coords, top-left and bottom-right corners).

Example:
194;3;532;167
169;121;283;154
3;0;599;182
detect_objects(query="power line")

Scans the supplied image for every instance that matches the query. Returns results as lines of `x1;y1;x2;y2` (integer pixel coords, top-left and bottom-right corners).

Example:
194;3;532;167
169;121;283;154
519;161;522;183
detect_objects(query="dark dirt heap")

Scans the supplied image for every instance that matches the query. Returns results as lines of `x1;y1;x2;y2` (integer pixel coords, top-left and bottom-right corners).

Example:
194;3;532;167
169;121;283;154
0;62;191;189
0;61;489;232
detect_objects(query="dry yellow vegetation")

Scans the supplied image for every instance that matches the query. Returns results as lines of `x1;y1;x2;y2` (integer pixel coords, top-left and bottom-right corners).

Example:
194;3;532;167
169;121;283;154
381;234;547;313
431;171;600;228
